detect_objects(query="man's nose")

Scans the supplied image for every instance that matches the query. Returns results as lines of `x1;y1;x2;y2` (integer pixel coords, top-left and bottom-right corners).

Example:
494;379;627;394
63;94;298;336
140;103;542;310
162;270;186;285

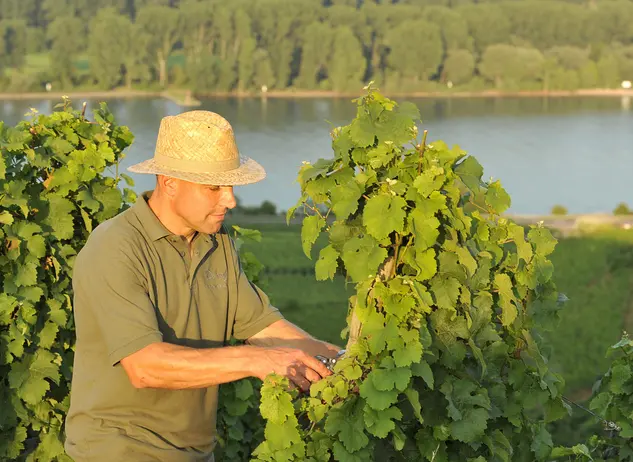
222;187;237;210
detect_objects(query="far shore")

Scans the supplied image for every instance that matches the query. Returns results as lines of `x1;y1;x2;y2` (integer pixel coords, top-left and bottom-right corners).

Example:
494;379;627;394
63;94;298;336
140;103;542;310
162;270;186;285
0;87;631;103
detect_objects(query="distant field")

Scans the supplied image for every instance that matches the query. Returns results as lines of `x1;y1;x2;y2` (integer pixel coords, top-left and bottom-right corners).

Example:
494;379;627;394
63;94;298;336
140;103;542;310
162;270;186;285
230;217;633;394
543;229;633;392
232;221;351;345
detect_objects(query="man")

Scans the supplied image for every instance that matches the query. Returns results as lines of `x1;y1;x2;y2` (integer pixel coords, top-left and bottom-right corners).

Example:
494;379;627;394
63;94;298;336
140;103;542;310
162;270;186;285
64;111;341;461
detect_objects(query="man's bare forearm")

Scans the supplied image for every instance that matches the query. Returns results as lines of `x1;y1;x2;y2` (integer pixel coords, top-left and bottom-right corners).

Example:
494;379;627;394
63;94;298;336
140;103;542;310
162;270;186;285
121;342;264;390
247;320;341;357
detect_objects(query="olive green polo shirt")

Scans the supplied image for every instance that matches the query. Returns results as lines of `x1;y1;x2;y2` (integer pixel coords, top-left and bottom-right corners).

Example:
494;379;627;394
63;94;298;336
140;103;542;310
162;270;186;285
64;191;283;462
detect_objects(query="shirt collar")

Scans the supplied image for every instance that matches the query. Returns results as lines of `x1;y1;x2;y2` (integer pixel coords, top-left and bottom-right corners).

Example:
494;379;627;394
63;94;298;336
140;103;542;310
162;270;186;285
132;190;172;241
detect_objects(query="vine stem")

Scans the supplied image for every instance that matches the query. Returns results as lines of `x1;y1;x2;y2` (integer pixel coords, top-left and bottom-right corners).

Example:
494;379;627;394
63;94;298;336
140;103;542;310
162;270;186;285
468;198;490;215
303;202;325;220
345;254;397;352
397;235;413;268
417;130;429;176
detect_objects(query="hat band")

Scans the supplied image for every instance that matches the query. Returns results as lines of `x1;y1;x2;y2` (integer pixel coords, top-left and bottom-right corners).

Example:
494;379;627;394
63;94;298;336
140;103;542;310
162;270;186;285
154;153;240;173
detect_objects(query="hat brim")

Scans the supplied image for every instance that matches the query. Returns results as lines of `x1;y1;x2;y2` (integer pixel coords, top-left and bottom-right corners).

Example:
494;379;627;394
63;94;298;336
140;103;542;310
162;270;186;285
127;155;266;186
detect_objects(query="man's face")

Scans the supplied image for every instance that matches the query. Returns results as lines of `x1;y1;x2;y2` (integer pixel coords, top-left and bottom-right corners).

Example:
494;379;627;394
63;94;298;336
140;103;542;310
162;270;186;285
172;180;237;234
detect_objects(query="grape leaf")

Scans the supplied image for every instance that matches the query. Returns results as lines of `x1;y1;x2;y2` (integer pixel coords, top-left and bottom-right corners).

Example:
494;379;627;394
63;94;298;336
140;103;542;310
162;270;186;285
528;227;557;256
301;215;325;258
485;181;511;213
43;196;75;240
363;311;399;354
37;322;59;349
14;261;38;287
411;360;434;389
430;308;470;348
0;294;18;325
414;166;446;198
364;405;402;438
410;210;440;250
372;362;412;392
330;180;363;220
26;235;47;258
363;194;407;240
455;156;484;191
414;248;437;281
8;349;60;405
325;399;369;452
359;376;399;411
508;224;533;264
0;211;14;225
430;275;461;310
341;236;387;282
92;184;122;221
0;425;27;459
450;408;489;443
315;245;339;281
349;113;376;148
260;378;294;424
493;274;517;327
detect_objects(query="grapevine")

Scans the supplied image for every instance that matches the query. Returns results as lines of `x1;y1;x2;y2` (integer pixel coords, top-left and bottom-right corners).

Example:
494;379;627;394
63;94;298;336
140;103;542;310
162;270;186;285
254;84;567;461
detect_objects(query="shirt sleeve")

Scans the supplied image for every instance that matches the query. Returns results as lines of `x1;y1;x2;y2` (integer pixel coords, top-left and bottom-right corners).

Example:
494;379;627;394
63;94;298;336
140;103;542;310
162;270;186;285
73;234;162;366
229;238;284;340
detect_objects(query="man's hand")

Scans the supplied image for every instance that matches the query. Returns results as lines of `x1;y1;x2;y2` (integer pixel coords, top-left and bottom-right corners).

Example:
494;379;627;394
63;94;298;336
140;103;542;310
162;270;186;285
254;347;332;392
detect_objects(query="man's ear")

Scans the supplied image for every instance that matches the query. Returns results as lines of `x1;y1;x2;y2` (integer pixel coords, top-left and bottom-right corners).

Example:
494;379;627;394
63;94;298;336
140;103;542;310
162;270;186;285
157;175;179;199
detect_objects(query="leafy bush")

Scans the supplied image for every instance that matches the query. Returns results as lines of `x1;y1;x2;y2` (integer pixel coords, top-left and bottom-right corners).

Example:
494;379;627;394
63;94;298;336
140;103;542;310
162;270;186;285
613;202;632;216
551;333;633;461
552;205;569;216
0;100;135;460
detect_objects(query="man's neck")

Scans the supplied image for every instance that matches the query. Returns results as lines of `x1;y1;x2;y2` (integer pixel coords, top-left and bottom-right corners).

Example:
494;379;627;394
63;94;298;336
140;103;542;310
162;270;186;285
147;191;197;244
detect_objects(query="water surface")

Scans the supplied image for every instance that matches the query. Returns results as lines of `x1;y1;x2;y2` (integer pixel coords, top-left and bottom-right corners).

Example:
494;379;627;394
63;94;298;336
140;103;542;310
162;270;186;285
1;95;631;215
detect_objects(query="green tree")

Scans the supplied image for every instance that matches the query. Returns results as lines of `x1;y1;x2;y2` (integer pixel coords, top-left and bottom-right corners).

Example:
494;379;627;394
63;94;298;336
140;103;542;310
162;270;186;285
296;22;333;89
614;203;632;215
328;26;365;92
457;4;511;54
0;0;42;25
47;16;84;88
616;45;633;82
180;0;214;71
545;46;590;71
479;44;544;89
596;51;621;88
579;61;599;88
253;49;275;90
442;49;475;86
42;0;75;23
360;3;390;85
252;0;319;89
25;26;45;54
384;20;443;89
135;5;181;88
0;20;27;69
501;1;586;50
88;9;134;89
235;8;256;92
423;6;471;53
586;0;633;46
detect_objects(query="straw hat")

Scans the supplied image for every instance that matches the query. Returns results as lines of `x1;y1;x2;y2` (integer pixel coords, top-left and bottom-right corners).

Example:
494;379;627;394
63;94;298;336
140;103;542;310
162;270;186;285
127;111;266;185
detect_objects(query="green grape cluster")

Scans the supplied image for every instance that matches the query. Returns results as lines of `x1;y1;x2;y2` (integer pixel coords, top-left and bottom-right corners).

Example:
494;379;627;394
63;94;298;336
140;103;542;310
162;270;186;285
0;100;134;461
253;85;567;462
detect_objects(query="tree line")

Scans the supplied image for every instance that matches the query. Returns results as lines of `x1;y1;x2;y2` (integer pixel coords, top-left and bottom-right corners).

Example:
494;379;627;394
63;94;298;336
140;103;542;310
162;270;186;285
1;0;633;93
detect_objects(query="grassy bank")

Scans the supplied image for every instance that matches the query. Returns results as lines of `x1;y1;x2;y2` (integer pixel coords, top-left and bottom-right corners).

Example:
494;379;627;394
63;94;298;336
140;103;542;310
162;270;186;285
1;87;632;102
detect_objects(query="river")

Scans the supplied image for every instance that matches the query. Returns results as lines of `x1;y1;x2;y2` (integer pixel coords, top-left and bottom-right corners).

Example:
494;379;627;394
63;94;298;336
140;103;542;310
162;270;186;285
0;95;631;215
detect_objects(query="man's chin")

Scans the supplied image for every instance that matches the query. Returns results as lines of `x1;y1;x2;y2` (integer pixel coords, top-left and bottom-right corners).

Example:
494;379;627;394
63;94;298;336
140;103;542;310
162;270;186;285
202;220;225;234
